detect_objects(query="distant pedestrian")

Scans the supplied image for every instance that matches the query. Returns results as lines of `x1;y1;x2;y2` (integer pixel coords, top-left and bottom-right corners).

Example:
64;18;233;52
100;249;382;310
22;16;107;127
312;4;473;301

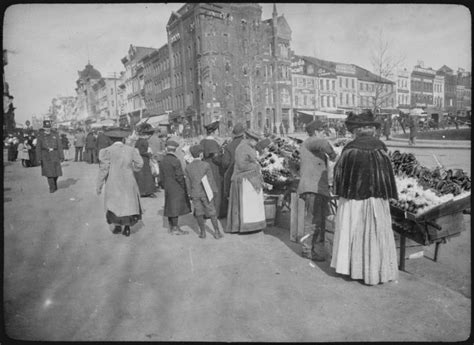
185;144;223;240
35;120;64;193
74;129;85;162
60;133;70;160
18;138;32;167
159;140;191;235
96;128;144;237
383;116;391;140
408;115;418;146
84;130;97;164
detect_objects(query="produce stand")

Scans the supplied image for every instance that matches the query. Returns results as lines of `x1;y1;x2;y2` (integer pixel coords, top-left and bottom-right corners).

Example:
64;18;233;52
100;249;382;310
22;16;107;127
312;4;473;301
390;193;470;270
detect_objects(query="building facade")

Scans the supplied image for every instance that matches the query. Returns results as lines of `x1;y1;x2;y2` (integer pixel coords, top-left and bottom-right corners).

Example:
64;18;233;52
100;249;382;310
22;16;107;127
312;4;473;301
93;77;120;120
164;3;292;135
437;65;457;114
3;49;16;133
410;64;436;108
395;68;411;112
120;45;157;126
433;74;445;110
75;62;103;122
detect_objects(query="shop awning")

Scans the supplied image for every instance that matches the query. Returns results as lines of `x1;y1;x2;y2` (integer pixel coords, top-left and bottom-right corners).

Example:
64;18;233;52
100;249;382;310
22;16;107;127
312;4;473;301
297;110;347;119
90;119;117;128
136;114;169;128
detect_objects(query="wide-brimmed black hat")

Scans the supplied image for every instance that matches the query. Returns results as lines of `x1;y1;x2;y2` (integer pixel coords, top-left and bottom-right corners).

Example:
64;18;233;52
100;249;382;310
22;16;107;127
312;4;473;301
43;120;52;128
232;122;245;137
204;121;220;133
136;123;155;135
305;119;325;134
103;127;131;138
345;110;381;132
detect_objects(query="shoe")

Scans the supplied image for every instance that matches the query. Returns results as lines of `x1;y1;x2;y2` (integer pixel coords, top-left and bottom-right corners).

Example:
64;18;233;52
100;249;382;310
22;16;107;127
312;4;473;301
172;226;189;235
213;229;223;239
123;226;131;237
113;225;122;234
49;189;55;193
302;250;325;262
199;229;206;239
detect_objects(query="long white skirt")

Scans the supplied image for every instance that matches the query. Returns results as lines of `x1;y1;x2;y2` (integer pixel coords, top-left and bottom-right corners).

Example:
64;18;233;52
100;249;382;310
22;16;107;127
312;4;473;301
330;197;399;285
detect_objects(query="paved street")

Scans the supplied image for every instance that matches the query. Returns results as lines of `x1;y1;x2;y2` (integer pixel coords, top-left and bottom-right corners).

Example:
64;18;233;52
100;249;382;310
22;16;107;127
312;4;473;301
3;147;471;342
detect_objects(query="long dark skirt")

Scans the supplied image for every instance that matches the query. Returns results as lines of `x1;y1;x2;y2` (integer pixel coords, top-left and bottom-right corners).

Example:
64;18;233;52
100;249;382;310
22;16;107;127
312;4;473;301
134;156;156;196
106;210;141;226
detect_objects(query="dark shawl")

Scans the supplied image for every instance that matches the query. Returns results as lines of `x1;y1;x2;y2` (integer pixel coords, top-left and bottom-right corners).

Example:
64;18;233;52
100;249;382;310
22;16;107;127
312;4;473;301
333;135;397;200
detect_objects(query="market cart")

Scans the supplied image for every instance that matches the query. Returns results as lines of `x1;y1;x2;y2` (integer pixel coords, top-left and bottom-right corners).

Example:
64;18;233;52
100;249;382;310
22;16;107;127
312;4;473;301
390;193;470;270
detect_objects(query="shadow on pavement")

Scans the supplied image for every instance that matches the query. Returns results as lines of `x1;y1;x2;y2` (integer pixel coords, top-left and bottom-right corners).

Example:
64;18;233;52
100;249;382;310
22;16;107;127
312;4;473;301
57;178;79;189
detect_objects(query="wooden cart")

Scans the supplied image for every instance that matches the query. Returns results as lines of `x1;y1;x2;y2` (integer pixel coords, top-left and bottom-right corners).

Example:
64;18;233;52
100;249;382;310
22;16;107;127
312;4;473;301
390;193;470;270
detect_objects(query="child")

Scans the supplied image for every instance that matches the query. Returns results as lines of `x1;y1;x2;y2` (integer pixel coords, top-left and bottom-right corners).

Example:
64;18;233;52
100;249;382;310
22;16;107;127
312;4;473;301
185;144;223;239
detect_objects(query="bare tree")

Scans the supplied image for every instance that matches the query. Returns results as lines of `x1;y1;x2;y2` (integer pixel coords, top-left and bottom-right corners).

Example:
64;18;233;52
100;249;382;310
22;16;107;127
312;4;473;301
369;30;405;113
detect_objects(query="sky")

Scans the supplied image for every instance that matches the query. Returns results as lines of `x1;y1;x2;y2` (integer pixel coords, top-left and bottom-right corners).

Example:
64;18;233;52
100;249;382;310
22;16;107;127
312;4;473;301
3;3;471;125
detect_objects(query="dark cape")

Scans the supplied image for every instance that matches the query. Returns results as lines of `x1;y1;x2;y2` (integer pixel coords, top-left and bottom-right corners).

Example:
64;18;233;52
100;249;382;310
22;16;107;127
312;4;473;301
333;135;398;200
159;153;191;217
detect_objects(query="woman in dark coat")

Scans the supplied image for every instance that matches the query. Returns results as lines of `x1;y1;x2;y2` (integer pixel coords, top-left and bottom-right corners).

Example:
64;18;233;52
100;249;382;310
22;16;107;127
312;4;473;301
200;121;225;218
222;122;245;213
134;124;157;197
159;140;191;235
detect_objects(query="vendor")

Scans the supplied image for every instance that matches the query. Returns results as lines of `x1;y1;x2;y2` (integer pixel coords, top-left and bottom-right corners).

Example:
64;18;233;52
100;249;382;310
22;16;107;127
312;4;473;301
297;119;338;262
331;110;399;285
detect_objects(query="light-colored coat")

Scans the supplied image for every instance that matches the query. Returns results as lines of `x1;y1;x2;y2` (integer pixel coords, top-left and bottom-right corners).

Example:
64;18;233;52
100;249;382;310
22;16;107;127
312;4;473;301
297;136;337;197
97;142;144;217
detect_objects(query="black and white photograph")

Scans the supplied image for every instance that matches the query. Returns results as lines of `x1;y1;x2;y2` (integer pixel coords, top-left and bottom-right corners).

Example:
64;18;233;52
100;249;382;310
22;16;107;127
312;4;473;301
3;3;471;342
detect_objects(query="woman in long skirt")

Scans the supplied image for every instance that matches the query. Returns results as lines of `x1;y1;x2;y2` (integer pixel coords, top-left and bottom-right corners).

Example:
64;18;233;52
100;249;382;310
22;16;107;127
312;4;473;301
200;121;226;218
134;124;157;197
97;128;144;237
331;110;399;285
226;130;267;233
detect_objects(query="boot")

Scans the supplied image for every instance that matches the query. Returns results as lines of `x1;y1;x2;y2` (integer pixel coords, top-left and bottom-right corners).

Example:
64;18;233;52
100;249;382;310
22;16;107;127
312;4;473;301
122;225;131;237
112;225;122;234
211;217;223;239
199;227;206;239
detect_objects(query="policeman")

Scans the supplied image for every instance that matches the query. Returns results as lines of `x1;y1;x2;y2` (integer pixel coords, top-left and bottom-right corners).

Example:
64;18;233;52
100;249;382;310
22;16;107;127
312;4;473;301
35;120;64;193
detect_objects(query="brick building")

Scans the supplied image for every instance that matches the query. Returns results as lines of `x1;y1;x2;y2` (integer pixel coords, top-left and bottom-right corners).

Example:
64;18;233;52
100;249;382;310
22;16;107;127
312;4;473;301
120;45;157;126
437;65;457;114
92;77;120;120
395;68;411;113
164;3;292;135
410;63;436;108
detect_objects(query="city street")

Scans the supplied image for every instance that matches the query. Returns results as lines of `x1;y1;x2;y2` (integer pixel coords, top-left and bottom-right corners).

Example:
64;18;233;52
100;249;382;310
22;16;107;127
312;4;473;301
3;144;471;342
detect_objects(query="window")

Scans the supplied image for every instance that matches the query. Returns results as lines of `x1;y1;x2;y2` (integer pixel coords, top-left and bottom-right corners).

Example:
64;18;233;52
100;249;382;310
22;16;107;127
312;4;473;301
111;88;114;95
345;78;348;88
352;79;355;88
332;80;335;90
295;95;298;107
346;93;349;104
326;80;329;90
339;93;343;105
320;79;324;90
339;78;342;88
352;94;355;105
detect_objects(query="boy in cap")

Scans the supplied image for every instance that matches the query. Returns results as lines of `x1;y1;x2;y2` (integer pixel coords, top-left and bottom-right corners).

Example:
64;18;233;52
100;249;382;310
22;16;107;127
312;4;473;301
185;144;224;239
297;119;338;261
159;139;191;235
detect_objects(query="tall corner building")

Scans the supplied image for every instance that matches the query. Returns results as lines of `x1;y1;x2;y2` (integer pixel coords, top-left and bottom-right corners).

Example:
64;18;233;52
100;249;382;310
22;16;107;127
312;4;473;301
166;3;292;135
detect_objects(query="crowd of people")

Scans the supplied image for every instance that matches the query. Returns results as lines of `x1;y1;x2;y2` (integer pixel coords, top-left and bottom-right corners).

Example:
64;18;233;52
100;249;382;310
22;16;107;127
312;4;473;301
7;110;403;286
